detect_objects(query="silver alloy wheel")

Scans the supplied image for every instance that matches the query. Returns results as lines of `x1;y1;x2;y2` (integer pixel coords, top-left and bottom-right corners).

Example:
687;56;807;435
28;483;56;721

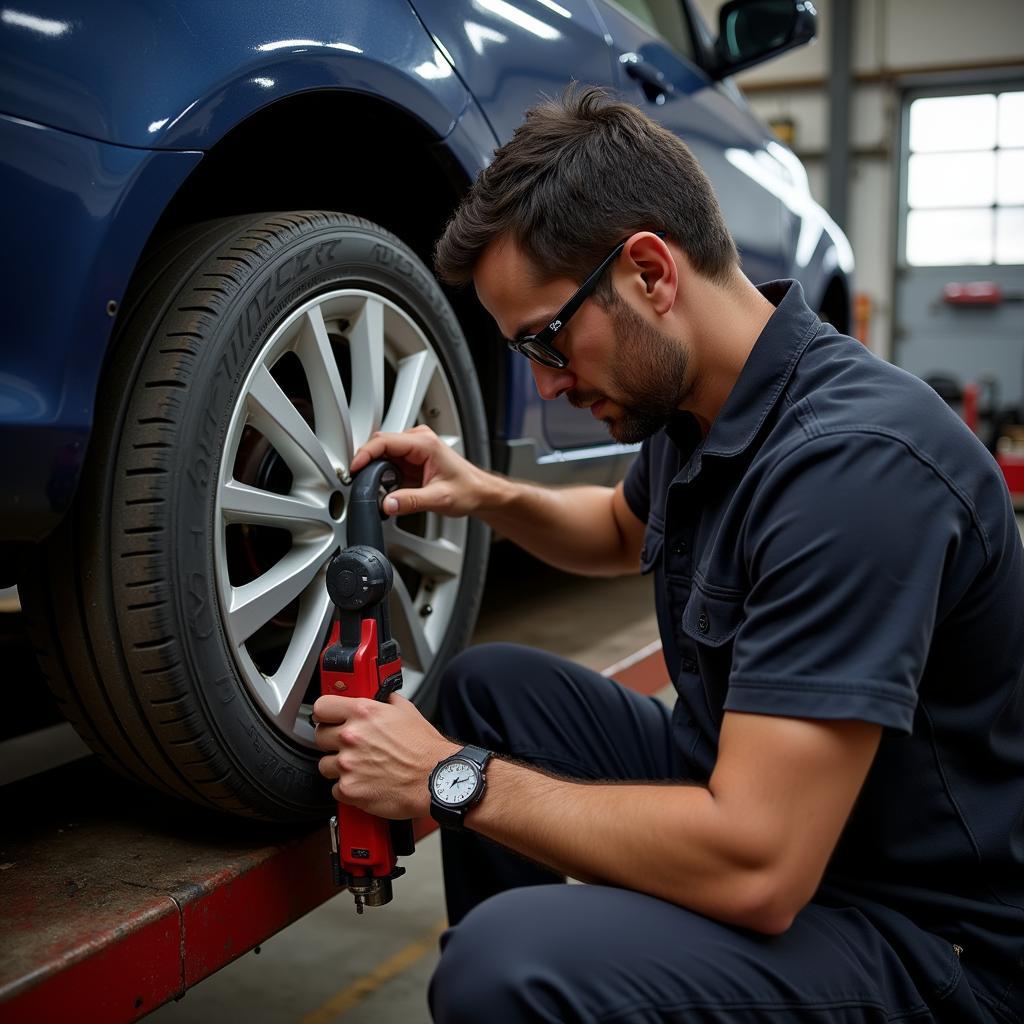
214;289;467;748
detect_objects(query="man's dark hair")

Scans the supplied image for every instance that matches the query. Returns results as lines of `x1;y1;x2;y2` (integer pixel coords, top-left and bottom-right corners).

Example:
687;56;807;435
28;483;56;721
435;84;738;296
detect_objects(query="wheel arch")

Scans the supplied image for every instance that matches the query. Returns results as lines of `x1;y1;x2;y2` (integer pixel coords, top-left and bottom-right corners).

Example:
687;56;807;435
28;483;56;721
131;89;505;451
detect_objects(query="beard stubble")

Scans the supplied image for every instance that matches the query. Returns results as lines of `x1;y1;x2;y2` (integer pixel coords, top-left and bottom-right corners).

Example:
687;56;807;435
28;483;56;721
599;297;690;444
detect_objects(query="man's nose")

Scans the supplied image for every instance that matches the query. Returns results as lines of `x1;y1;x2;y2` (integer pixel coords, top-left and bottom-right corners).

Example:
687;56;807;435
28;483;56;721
530;361;575;401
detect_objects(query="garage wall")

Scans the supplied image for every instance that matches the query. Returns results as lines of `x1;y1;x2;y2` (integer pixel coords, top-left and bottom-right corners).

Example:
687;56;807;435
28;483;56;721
692;0;1024;358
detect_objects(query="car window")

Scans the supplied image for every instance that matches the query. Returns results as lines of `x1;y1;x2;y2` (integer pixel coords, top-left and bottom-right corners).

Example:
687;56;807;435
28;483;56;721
604;0;696;62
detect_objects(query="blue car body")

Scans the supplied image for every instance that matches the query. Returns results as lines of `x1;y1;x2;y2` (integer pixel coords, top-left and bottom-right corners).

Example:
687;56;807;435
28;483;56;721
0;0;852;560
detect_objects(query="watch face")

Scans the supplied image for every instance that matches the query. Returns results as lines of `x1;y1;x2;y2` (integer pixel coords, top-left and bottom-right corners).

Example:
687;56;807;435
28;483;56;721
431;759;479;806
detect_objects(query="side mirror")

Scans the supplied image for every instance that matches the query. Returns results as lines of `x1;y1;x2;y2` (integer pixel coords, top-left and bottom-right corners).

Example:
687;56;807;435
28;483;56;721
710;0;817;79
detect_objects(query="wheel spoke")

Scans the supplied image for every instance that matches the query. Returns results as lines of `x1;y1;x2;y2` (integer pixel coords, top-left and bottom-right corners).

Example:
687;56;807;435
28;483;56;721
229;537;335;645
217;286;470;747
347;297;385;451
247;365;339;489
383;520;462;579
274;577;334;726
388;571;434;673
294;304;354;471
221;479;330;533
381;350;437;434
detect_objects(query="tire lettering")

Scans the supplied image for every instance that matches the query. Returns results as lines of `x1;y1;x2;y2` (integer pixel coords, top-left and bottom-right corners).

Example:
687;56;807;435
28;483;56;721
186;572;214;639
245;278;272;337
315;239;342;266
244;727;299;790
275;256;296;291
211;674;236;705
274;249;314;290
189;384;220;494
225;320;245;381
372;243;416;279
188;457;209;493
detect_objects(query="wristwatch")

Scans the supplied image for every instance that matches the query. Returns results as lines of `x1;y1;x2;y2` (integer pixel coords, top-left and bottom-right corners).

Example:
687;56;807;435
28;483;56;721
428;745;492;829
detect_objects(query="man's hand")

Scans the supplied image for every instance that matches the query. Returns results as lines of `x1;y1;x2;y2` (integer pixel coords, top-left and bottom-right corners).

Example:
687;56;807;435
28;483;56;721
350;424;492;518
313;691;459;819
353;426;645;578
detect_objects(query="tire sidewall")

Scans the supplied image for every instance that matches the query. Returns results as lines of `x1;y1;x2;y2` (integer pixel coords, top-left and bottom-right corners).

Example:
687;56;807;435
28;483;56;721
165;218;488;815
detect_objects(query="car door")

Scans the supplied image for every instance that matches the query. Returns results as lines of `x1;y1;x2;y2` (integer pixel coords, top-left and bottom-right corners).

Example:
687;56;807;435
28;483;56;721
409;1;617;146
409;0;625;456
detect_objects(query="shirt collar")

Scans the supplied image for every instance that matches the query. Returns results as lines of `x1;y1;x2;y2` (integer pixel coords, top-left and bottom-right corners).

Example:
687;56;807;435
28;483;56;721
700;279;820;458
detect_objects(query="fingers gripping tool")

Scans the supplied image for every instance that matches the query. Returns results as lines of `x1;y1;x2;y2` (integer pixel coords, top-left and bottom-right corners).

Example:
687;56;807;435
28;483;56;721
319;460;415;913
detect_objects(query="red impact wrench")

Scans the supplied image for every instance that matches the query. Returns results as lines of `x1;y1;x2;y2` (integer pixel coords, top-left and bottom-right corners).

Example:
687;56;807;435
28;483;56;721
319;460;415;913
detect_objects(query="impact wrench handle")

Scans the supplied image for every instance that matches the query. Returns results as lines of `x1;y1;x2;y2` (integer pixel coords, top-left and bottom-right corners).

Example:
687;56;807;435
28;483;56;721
318;460;415;913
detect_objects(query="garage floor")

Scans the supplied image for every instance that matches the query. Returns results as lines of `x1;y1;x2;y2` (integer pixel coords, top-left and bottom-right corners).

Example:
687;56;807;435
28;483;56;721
147;541;666;1024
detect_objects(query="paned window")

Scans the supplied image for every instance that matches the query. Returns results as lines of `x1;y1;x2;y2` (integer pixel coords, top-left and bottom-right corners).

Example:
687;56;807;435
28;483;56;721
905;90;1024;266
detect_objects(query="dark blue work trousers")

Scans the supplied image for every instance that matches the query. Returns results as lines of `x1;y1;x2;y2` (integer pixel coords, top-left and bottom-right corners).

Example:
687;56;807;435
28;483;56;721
428;644;992;1023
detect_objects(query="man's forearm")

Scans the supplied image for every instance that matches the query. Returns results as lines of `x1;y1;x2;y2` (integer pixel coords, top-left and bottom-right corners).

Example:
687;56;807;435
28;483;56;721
475;474;635;576
463;758;795;935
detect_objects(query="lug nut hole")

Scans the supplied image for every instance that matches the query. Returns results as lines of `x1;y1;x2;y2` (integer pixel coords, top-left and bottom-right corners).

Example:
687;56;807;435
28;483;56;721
329;491;345;520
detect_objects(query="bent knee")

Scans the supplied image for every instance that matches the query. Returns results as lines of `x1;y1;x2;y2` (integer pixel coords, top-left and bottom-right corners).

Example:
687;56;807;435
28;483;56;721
441;643;546;687
429;890;574;1023
437;643;549;724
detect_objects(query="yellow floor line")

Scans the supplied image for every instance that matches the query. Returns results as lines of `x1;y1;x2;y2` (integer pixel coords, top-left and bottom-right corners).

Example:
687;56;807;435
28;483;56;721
299;919;447;1023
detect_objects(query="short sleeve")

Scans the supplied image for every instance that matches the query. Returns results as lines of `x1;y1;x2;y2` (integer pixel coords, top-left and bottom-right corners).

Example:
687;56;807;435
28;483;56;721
726;431;978;733
623;439;651;523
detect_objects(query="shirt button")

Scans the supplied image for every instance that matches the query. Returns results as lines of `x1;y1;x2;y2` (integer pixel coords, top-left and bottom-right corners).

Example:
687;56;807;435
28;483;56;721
672;540;688;555
697;612;710;634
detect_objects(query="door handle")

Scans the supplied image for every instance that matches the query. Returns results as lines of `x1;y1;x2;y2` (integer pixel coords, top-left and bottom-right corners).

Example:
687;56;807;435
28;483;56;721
619;52;674;105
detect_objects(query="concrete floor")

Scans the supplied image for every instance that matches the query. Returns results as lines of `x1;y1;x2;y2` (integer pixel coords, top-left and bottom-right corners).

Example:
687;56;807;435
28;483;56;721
148;542;663;1024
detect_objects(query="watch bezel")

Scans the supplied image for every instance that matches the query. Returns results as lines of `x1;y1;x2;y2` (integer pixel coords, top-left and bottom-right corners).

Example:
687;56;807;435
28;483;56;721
429;756;485;811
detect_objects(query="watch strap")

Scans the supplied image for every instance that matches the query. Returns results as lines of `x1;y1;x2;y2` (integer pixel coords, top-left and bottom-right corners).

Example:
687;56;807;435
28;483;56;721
458;744;492;770
429;745;492;829
430;801;467;829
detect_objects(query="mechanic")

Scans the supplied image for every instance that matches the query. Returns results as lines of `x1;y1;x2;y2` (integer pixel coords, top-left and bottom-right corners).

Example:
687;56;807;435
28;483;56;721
314;86;1024;1022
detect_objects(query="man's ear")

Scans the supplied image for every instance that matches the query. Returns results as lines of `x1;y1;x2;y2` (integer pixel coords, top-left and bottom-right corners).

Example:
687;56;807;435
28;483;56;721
621;232;677;316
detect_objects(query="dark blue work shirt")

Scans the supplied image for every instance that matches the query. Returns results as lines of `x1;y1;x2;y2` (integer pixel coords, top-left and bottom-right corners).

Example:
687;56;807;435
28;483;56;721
624;281;1024;1018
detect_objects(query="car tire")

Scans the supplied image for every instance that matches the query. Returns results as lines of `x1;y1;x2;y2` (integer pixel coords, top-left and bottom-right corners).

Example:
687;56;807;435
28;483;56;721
21;211;490;821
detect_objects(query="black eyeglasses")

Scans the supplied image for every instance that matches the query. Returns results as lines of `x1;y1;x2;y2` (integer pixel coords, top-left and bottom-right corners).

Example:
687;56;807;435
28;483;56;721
507;233;664;369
